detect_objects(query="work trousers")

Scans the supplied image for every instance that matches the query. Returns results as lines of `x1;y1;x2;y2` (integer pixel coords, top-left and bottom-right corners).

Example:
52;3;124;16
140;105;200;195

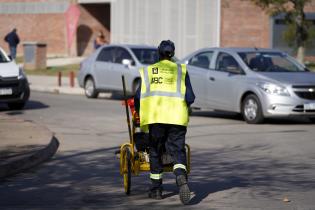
148;123;187;189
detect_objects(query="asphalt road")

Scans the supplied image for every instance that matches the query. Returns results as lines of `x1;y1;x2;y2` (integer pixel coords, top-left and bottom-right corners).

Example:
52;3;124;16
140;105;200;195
0;92;315;210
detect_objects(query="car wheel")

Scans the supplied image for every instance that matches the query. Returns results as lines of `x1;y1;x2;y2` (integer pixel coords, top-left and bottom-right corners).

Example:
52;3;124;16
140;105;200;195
84;77;98;98
7;85;30;110
132;79;141;95
242;94;264;124
309;117;315;123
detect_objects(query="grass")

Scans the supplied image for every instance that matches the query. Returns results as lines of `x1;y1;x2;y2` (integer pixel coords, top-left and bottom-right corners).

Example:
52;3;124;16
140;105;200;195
306;63;315;71
24;64;80;77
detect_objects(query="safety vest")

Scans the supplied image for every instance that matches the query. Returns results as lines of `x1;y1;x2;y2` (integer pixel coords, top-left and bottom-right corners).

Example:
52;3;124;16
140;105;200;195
139;60;188;127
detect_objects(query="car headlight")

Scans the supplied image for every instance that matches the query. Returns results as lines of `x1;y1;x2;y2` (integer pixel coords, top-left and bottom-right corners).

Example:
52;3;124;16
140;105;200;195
257;82;290;96
18;67;26;80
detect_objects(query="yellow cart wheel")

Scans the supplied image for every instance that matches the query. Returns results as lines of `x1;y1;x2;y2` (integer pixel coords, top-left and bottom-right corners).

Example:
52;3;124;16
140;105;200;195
123;147;131;195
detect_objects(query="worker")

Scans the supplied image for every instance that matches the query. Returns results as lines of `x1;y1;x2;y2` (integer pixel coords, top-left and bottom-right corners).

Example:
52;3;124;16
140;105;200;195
134;40;195;205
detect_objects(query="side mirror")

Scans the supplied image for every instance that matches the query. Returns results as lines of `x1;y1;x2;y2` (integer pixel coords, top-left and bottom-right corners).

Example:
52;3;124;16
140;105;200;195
122;59;133;68
226;66;243;74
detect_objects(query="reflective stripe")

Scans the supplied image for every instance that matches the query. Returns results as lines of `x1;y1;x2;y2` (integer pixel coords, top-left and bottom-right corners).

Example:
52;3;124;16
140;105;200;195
141;91;184;99
141;64;184;99
150;173;163;180
173;164;186;171
143;66;150;93
177;64;182;94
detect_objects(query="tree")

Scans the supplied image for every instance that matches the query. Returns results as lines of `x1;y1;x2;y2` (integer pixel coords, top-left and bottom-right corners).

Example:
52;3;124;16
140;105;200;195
248;0;314;63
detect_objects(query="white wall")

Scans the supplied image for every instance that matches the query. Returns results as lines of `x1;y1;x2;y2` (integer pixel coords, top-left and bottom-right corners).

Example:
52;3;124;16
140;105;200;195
111;0;220;58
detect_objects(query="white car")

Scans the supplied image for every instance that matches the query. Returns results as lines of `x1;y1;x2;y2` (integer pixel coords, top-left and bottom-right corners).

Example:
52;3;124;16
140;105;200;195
0;47;30;110
77;44;159;98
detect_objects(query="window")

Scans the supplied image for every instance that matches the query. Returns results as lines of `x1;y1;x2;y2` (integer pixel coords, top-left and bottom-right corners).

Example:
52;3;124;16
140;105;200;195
189;51;213;70
272;13;315;56
238;52;305;72
114;47;134;64
216;52;240;72
96;47;115;62
0;51;9;63
131;48;159;65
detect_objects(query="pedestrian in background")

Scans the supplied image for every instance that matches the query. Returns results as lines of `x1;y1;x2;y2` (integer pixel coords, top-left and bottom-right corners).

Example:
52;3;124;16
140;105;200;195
134;40;195;205
4;28;20;60
94;30;107;50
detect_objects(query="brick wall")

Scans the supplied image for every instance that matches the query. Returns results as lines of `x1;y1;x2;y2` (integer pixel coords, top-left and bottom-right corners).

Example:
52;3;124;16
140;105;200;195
0;13;67;57
220;0;270;48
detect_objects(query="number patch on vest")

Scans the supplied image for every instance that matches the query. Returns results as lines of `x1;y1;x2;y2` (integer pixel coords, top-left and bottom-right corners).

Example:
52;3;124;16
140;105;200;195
151;77;163;84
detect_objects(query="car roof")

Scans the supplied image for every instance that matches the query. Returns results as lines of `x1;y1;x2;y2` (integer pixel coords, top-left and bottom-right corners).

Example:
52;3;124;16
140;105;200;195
199;47;283;53
103;44;157;49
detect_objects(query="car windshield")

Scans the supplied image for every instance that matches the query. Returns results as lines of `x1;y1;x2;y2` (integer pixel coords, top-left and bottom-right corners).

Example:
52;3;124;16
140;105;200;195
238;52;306;72
131;48;159;65
0;50;10;63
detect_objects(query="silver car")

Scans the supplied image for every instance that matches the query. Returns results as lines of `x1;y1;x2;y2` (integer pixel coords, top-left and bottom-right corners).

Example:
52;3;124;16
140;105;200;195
78;44;159;98
181;47;315;124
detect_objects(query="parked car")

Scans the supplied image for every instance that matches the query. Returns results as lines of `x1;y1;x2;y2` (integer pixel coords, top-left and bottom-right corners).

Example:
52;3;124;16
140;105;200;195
0;47;30;110
181;47;315;124
78;44;159;98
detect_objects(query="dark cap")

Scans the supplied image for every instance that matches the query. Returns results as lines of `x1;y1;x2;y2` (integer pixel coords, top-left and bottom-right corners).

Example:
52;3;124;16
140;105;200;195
158;40;175;58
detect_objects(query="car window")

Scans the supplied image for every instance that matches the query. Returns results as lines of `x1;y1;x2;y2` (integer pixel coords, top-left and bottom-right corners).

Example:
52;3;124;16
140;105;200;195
216;52;240;72
114;47;134;64
188;51;213;70
96;47;115;62
131;48;159;65
0;50;9;63
238;52;305;72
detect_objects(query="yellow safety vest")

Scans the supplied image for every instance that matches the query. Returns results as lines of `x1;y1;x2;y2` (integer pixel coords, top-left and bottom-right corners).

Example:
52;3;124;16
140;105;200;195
139;60;188;127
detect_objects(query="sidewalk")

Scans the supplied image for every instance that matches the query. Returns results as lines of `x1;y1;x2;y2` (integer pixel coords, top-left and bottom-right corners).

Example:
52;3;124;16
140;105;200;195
0;57;83;179
28;75;85;95
0;114;59;179
27;56;85;95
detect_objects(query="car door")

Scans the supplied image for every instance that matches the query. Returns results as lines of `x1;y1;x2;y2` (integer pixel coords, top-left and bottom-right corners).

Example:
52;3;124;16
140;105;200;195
94;47;115;89
110;47;136;91
187;51;214;108
207;52;245;111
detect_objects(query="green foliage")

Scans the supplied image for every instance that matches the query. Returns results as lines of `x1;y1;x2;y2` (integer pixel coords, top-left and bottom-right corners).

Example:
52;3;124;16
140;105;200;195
283;21;315;49
247;0;313;60
24;64;80;76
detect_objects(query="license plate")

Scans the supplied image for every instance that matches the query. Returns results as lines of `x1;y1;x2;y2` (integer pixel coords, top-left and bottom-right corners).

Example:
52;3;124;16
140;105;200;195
0;88;13;95
304;103;315;110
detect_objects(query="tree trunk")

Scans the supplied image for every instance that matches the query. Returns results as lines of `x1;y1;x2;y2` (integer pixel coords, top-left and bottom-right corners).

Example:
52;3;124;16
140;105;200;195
296;46;305;64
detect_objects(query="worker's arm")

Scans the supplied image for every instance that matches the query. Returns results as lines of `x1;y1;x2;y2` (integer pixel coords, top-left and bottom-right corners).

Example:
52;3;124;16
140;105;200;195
185;72;195;107
134;83;141;114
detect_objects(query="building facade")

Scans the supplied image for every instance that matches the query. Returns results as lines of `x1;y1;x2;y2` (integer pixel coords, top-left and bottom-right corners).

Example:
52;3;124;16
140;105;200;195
0;0;315;60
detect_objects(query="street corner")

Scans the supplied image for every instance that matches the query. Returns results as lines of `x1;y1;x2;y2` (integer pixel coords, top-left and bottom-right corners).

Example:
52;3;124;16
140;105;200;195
0;113;59;179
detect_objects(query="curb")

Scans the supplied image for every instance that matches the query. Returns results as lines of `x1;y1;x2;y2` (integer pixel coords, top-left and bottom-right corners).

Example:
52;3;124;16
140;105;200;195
30;85;84;95
0;136;59;179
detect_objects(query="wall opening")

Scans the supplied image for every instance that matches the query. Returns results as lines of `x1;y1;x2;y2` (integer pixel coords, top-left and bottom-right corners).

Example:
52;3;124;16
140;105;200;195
77;3;110;56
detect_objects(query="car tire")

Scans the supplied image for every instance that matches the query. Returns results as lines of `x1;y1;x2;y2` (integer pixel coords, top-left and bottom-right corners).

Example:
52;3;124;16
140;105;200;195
241;94;264;124
84;77;98;98
132;79;141;95
309;117;315;123
7;85;30;110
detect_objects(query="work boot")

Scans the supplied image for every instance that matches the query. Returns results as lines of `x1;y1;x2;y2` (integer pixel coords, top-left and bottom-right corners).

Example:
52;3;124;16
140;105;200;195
176;175;191;205
148;188;163;200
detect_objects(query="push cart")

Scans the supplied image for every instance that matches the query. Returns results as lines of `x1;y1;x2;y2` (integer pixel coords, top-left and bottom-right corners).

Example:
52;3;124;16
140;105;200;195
119;76;191;195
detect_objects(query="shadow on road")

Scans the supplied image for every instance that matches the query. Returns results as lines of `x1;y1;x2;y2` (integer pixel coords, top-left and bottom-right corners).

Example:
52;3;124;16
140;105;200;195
0;143;314;209
191;110;315;124
0;100;49;114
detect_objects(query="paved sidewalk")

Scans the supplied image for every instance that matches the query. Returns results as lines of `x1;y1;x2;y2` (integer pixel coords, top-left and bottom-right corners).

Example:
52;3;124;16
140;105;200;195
0;114;59;179
28;75;84;95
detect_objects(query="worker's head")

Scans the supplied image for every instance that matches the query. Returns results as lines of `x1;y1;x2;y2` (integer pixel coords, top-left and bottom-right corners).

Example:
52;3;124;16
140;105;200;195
158;40;175;60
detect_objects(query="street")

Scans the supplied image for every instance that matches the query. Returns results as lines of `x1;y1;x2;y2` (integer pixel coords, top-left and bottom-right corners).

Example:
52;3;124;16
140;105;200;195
0;91;315;210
